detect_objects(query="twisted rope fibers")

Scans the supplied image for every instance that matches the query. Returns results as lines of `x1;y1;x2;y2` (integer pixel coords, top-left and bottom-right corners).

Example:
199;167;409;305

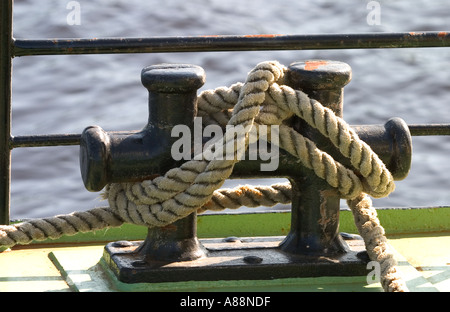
0;61;406;291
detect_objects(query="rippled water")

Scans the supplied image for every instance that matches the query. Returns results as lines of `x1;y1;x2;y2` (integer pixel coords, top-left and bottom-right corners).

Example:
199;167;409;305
9;0;450;219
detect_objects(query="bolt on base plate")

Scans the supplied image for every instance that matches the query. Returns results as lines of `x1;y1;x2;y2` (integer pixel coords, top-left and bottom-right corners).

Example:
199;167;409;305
102;234;369;284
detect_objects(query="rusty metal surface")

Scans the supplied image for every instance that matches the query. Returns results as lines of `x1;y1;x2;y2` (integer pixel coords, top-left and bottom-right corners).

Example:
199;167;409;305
103;235;368;284
12;32;450;57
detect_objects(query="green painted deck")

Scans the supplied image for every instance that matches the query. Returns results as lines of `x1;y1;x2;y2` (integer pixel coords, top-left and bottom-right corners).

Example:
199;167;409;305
1;207;449;292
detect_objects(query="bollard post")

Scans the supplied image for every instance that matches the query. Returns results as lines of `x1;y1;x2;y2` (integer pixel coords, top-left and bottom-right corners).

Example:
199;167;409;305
280;60;353;255
81;64;208;265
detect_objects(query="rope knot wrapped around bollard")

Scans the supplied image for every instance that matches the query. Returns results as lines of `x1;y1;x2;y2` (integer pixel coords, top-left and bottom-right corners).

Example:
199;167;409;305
0;61;407;292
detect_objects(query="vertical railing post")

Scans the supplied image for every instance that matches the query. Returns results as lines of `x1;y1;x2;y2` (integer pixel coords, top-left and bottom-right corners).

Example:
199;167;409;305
0;0;13;225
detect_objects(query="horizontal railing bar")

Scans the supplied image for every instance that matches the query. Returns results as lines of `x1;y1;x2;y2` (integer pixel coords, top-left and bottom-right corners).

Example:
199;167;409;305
10;124;450;148
12;31;450;57
10;134;81;148
408;124;450;136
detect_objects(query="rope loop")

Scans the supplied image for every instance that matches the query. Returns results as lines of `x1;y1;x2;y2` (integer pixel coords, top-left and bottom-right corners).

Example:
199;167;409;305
0;61;406;291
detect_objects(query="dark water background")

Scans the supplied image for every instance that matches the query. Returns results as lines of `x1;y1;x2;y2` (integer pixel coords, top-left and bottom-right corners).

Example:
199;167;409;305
9;0;450;219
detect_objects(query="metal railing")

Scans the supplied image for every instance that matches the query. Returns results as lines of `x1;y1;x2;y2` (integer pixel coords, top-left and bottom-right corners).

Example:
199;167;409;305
1;0;450;224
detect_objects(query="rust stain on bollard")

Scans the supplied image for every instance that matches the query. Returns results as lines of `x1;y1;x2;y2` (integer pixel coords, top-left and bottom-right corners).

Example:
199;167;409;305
304;60;328;71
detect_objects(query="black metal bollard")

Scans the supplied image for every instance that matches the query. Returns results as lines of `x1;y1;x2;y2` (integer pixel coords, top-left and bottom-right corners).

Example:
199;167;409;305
80;64;205;191
80;64;207;263
81;61;412;283
279;60;411;256
276;60;352;255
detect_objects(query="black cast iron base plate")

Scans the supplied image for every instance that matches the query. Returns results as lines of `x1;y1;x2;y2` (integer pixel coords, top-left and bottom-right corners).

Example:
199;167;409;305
103;235;369;284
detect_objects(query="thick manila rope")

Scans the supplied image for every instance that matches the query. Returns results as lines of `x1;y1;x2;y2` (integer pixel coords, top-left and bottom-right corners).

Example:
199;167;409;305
0;61;406;291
